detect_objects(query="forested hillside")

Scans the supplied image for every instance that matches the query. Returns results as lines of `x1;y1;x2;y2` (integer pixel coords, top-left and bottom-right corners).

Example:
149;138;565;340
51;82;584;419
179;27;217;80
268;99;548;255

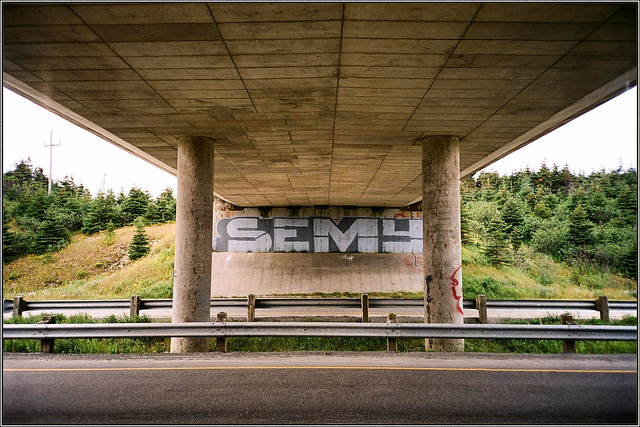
2;159;637;301
462;163;637;280
2;159;176;262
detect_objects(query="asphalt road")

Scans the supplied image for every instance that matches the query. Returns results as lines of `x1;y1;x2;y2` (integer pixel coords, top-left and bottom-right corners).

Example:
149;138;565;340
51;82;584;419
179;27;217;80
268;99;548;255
3;352;637;424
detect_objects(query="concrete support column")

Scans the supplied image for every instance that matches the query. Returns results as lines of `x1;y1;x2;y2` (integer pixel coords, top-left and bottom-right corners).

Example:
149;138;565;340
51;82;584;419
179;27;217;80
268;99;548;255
171;136;215;353
421;135;464;352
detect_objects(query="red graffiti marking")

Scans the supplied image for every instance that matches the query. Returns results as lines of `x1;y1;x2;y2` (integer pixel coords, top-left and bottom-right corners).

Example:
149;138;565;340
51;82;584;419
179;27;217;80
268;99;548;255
394;212;407;218
404;254;423;273
451;264;463;315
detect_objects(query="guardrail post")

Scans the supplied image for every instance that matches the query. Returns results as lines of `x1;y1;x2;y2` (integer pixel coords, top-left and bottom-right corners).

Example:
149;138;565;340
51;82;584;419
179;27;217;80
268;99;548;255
387;313;398;352
248;294;256;322
13;296;26;317
561;314;577;353
130;295;142;318
476;294;488;324
361;294;369;323
596;296;610;322
37;315;56;353
216;312;227;353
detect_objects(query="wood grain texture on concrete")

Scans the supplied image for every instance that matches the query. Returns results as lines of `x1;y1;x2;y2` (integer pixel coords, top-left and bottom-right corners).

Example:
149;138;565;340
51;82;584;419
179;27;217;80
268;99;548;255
3;3;637;207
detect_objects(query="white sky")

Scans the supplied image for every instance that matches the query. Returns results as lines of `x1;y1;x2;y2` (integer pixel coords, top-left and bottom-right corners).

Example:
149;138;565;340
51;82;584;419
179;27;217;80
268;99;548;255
1;85;638;198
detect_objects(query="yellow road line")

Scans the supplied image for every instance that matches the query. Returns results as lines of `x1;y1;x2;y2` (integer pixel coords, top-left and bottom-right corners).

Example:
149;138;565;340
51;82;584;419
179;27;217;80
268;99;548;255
3;366;636;374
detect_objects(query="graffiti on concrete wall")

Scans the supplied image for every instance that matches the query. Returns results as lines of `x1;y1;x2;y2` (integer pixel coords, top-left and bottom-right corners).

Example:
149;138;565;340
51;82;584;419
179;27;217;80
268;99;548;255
214;217;423;253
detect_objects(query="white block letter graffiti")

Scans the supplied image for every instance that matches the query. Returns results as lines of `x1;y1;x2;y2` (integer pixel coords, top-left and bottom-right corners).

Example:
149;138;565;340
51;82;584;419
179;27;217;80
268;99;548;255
274;218;310;252
226;218;272;252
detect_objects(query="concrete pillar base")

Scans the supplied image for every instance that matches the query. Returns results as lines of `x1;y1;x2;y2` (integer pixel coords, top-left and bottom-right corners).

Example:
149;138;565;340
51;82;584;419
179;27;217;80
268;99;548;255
171;136;215;353
421;135;464;352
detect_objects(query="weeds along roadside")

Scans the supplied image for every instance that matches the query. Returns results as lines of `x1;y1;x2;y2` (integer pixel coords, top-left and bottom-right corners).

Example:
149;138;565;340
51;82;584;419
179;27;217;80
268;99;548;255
3;313;637;355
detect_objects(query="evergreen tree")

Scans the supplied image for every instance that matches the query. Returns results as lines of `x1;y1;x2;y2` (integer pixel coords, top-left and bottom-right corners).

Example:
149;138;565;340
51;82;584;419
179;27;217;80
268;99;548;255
460;197;472;245
567;204;593;249
122;187;150;224
483;213;511;266
102;221;116;245
618;238;638;279
31;209;70;254
128;217;150;260
502;199;525;250
156;188;177;222
2;207;18;263
81;206;102;235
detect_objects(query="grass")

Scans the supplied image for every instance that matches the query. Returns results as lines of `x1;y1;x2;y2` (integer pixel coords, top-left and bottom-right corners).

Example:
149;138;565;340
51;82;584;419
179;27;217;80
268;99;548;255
3;313;169;354
461;245;637;300
4;314;636;355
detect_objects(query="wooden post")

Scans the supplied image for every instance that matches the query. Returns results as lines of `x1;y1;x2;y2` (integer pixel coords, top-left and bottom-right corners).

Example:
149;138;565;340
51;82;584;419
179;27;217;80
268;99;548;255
387;313;398;352
37;315;56;353
247;294;256;322
596;295;610;322
13;296;26;317
476;294;488;324
216;312;227;353
130;295;142;319
561;314;577;353
361;294;369;323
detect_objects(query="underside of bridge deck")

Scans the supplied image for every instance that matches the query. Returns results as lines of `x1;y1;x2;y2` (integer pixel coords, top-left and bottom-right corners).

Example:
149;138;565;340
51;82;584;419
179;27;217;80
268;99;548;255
3;2;637;208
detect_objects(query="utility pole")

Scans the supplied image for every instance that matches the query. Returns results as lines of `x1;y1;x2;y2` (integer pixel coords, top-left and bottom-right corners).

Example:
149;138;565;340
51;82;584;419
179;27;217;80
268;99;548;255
101;173;106;193
44;129;61;194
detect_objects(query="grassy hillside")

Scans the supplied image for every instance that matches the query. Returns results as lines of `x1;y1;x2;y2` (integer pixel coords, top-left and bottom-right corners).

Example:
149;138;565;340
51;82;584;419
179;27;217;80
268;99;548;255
2;222;636;301
3;223;175;300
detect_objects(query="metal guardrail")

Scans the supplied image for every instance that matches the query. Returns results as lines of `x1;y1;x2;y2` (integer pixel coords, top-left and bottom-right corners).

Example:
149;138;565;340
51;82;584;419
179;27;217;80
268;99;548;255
3;321;637;341
4;297;636;312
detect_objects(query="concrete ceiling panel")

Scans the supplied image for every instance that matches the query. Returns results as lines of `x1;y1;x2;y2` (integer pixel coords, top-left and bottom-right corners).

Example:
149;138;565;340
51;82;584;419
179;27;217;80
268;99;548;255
233;53;339;67
344;3;481;21
90;23;223;42
464;22;599;40
70;4;214;24
3;25;100;43
217;21;341;40
208;3;344;22
3;42;115;58
108;41;228;57
473;3;618;22
3;5;85;25
342;38;458;55
226;38;340;55
343;21;469;39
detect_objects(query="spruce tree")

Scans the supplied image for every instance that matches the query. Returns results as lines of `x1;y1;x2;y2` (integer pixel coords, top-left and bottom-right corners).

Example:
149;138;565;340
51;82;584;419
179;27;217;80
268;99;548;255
31;209;70;253
501;198;525;250
567;204;593;249
460;197;472;245
2;207;18;263
122;187;150;224
128;217;150;260
81;205;102;235
102;221;116;245
483;213;511;266
618;239;638;279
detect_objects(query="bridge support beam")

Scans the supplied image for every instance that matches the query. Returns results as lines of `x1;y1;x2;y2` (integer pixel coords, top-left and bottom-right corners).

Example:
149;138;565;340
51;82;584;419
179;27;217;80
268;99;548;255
421;135;464;352
171;136;215;353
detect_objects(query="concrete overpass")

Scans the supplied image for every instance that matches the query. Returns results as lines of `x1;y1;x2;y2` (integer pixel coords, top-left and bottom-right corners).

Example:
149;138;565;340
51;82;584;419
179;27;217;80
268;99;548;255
3;2;637;352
